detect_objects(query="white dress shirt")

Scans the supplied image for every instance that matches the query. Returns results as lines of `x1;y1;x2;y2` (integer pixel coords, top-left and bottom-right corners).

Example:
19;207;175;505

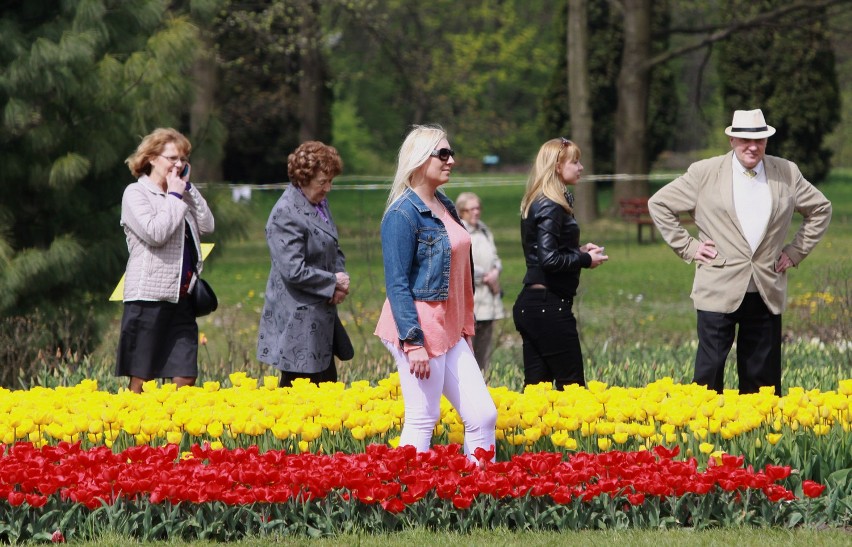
732;157;771;291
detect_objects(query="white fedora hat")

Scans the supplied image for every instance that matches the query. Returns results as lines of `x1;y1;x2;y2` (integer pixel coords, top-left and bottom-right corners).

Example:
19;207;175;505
725;109;776;139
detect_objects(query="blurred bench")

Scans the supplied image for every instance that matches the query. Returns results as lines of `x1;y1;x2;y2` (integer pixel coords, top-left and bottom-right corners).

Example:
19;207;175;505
618;197;695;244
618;198;657;244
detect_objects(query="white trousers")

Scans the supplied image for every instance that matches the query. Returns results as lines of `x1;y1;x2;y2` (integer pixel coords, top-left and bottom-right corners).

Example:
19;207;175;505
385;338;497;460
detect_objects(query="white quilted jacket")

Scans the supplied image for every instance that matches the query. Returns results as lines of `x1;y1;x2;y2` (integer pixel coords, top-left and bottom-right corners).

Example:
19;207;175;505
120;175;215;302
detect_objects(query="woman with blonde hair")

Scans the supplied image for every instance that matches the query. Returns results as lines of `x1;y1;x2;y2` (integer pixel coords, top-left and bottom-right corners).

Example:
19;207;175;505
117;128;215;393
374;124;497;461
513;137;607;390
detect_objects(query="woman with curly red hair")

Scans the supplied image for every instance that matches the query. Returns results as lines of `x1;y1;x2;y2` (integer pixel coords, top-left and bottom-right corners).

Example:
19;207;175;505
257;141;352;387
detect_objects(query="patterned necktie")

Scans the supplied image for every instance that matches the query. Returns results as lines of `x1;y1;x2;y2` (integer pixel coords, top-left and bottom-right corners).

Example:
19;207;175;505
745;169;756;178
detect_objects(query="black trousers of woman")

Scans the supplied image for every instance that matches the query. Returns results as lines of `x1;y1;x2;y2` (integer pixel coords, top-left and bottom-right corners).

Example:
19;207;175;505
512;286;585;389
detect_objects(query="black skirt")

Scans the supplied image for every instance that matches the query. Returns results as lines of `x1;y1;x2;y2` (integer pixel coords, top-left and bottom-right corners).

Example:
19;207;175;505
115;298;199;379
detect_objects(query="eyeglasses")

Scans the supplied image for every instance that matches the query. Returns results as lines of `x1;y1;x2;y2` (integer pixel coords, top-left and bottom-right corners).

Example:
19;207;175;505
430;148;455;162
160;154;189;164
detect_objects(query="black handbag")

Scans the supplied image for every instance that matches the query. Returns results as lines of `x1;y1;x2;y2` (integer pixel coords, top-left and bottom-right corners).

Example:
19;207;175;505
332;313;354;361
192;278;219;317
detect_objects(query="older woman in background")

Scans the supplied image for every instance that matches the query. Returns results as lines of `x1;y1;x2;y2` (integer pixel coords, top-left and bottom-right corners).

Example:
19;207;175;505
455;192;505;374
257;141;351;387
117;127;215;393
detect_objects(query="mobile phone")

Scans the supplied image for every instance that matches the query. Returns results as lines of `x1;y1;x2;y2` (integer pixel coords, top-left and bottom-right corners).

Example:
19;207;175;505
179;163;190;178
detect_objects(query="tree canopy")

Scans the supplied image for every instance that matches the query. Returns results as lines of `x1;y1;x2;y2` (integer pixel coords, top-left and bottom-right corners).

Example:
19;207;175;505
0;0;204;315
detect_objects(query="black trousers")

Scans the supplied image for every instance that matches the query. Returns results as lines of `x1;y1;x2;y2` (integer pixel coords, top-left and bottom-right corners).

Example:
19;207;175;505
512;286;584;390
278;358;338;388
695;292;782;395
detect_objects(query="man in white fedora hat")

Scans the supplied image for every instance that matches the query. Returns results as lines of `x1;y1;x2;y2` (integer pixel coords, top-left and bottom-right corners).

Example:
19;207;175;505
648;108;832;395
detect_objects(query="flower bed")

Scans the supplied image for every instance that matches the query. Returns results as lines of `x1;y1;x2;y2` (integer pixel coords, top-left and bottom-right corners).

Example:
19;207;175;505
1;375;851;540
0;442;843;542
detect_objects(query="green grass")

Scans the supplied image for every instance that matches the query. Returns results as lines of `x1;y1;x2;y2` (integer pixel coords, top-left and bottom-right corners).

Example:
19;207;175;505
90;170;851;391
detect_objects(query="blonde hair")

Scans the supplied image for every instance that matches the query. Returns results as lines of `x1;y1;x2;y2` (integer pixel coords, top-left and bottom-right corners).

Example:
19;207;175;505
520;138;580;218
385;124;446;211
287;141;343;187
125;128;191;178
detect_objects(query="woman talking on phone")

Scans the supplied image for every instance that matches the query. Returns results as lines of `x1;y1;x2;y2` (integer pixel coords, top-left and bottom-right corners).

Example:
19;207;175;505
116;128;215;393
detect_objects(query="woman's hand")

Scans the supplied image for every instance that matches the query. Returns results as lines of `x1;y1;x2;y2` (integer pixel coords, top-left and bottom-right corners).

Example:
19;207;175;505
166;167;186;196
335;272;350;293
587;244;608;269
329;288;347;305
483;268;500;294
407;347;430;380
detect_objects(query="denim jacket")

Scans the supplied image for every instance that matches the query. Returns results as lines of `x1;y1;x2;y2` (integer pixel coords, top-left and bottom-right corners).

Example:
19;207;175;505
380;188;466;346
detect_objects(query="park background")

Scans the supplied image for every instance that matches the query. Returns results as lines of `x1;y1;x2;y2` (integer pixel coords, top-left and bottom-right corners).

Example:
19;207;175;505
1;0;851;391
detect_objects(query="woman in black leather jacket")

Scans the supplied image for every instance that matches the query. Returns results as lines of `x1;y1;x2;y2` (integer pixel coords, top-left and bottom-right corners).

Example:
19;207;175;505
512;138;608;389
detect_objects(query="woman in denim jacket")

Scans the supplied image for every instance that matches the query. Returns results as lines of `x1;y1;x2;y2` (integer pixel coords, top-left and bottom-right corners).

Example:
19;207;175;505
513;138;608;390
374;125;496;462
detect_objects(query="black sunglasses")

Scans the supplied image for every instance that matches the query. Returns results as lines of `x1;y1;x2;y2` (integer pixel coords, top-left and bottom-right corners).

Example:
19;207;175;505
430;148;455;162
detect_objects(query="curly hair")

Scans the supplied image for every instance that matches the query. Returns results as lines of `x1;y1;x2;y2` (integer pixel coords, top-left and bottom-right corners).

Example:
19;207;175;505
125;128;191;178
287;141;343;187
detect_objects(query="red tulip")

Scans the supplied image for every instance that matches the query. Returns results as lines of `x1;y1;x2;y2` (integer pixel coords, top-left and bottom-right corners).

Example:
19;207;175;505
627;492;645;505
802;480;826;498
7;491;25;506
381;497;406;513
452;493;473;509
50;530;65;543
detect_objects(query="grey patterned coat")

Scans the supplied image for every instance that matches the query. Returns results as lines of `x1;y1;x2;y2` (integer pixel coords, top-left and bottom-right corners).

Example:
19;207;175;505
256;185;346;373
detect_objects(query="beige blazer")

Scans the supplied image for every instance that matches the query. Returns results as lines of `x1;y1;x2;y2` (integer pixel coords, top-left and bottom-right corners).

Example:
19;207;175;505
648;152;831;314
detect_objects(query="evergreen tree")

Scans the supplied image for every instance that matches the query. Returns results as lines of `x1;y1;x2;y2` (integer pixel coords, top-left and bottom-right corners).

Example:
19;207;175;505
717;0;839;182
0;0;203;316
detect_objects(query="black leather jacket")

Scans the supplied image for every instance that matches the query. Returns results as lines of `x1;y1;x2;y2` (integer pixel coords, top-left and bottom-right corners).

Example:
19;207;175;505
520;198;592;298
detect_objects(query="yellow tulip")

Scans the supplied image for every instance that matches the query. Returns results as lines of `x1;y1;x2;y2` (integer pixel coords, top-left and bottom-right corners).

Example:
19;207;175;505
350;426;366;441
613;432;629;444
766;433;782;445
597;437;612;451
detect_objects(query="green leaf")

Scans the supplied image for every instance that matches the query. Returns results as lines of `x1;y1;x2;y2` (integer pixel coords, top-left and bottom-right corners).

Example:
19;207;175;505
49;153;91;191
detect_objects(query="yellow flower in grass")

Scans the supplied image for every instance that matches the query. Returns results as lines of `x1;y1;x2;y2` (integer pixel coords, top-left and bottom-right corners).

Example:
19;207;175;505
207;420;224;438
388;436;400;448
350;426;366;441
448;431;464;444
813;424;831;436
524;427;542;444
209;441;224;450
301;422;322;442
699;442;714;454
510;432;526;446
597;437;613;451
166;431;183;444
838;379;852;396
298;440;310;452
766;433;783;445
613;432;630;444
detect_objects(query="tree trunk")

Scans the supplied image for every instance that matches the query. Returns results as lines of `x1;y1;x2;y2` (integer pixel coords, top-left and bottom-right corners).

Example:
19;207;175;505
568;0;597;223
298;0;324;143
614;0;652;204
190;36;223;184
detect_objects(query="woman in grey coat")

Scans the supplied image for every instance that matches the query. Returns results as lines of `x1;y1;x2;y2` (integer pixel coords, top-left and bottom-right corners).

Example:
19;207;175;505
257;141;350;387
